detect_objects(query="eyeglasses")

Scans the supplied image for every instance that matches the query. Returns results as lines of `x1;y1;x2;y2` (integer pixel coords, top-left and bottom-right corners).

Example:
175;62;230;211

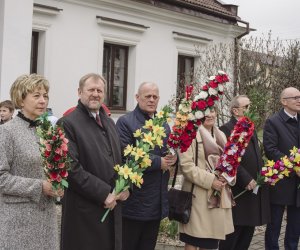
282;96;300;101
235;104;250;110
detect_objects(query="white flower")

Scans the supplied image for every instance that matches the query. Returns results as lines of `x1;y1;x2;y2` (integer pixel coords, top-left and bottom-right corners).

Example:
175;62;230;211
194;111;204;119
218;84;224;92
209;75;215;81
204;108;211;116
218;70;226;75
194;95;200;101
179;104;191;113
188;113;196;120
198;91;208;100
208;87;218;95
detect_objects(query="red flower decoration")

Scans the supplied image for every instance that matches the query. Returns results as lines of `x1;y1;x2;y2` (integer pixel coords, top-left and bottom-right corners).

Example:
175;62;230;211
216;117;255;177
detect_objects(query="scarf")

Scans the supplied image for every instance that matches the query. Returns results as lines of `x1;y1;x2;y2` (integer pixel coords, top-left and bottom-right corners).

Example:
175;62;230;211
198;125;234;209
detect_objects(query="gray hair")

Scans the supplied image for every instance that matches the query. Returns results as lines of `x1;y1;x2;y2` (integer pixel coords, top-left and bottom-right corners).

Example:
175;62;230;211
137;82;159;95
229;95;248;115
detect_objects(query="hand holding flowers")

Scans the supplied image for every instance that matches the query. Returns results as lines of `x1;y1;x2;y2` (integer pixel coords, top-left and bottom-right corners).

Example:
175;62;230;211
234;146;300;199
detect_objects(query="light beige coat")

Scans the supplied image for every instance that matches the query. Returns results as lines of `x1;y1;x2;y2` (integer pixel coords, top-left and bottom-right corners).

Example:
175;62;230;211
178;130;234;240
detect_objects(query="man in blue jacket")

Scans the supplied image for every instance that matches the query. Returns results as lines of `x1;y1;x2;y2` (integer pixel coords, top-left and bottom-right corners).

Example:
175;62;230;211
116;82;177;250
263;87;300;250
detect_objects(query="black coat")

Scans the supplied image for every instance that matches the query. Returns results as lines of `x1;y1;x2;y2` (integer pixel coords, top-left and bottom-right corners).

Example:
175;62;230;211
263;108;300;206
116;105;171;221
60;101;122;250
220;117;270;226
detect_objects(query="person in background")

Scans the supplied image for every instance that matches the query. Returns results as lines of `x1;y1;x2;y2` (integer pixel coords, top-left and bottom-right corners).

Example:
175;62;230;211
60;73;129;250
263;87;300;250
46;108;58;126
116;82;177;250
178;107;234;250
0;100;15;124
219;95;270;250
0;74;63;250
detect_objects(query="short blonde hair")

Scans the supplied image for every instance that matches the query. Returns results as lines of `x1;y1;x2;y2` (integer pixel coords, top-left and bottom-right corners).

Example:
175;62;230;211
10;74;49;109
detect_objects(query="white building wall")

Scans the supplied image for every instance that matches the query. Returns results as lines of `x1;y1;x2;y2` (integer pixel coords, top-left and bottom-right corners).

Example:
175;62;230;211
0;0;33;101
0;0;244;118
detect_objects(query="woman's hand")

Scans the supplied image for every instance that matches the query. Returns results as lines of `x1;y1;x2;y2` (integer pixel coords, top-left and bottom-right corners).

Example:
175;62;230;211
42;181;64;198
212;178;225;192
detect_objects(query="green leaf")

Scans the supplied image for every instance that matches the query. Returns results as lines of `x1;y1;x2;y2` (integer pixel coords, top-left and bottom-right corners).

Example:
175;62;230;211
61;179;69;188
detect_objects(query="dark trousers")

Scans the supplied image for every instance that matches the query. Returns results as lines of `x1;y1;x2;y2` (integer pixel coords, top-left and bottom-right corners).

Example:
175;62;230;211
122;217;161;250
219;225;255;250
265;204;300;250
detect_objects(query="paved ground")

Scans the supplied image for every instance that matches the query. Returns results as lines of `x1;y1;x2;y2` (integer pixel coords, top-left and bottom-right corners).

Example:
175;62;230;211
57;206;295;250
249;222;286;250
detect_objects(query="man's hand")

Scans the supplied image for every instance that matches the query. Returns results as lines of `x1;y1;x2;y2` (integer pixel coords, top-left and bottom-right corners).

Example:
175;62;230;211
104;193;117;209
165;154;177;166
246;179;257;190
116;190;130;201
161;154;177;171
161;157;170;171
296;171;300;177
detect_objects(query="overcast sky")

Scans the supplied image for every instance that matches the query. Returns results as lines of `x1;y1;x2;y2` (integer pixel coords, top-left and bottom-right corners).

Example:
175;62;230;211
226;0;300;41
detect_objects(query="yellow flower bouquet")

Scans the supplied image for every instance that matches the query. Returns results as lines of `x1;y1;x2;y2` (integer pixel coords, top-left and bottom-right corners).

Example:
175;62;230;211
101;105;172;222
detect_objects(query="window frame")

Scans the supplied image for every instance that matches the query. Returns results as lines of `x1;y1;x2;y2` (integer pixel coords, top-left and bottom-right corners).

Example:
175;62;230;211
30;31;39;74
103;43;128;111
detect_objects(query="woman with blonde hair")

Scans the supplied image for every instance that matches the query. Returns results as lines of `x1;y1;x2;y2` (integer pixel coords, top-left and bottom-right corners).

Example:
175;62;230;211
178;107;234;250
0;74;62;249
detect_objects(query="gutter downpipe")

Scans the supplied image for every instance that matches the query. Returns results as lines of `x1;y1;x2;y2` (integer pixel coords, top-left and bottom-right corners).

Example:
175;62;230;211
234;20;250;96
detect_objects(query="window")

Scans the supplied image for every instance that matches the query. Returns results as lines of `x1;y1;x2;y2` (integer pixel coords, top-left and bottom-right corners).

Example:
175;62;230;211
177;55;194;101
102;43;128;110
30;31;39;74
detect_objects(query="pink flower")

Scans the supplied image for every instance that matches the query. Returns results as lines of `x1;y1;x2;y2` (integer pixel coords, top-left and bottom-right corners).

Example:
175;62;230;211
55;148;63;155
58;163;65;169
45;143;52;151
60;170;68;178
61;143;68;152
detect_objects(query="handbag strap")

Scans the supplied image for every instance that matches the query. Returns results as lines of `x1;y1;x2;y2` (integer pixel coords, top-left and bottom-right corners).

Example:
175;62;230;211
171;139;198;194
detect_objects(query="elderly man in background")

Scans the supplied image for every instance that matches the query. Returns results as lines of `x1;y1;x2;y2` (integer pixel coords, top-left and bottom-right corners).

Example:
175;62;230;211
219;95;270;250
263;87;300;250
116;82;177;250
60;73;129;250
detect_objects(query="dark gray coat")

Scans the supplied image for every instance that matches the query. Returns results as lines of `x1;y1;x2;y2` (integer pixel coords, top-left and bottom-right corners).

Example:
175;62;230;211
263;108;300;206
60;101;123;250
220;117;270;226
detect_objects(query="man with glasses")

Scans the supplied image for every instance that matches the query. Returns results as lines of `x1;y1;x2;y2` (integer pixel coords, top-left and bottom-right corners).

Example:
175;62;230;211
219;95;270;250
263;87;300;250
116;82;177;250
